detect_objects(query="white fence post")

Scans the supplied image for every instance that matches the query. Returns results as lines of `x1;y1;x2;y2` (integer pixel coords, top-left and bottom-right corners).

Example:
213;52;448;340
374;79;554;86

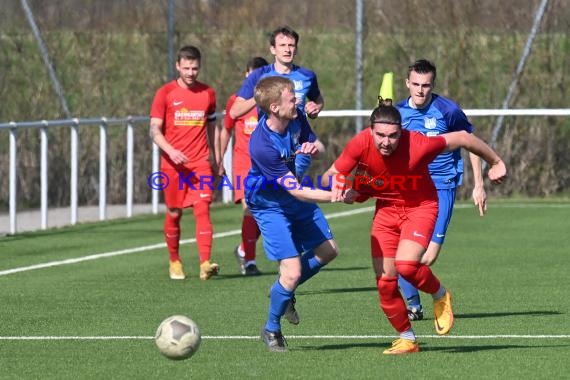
126;118;134;218
70;119;79;225
99;118;107;221
9;123;17;235
40;121;48;229
152;143;160;214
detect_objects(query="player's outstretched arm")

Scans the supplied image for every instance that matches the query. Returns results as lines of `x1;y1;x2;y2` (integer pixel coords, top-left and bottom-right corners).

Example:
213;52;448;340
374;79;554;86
442;131;507;184
278;172;335;203
321;164;365;204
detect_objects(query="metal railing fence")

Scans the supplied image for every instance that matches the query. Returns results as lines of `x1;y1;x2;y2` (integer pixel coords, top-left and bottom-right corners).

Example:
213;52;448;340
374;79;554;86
2;108;570;235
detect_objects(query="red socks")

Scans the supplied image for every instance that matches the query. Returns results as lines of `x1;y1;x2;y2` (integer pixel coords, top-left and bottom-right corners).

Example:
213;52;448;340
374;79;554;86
193;201;213;263
377;276;411;333
164;213;181;262
395;260;441;294
241;214;260;261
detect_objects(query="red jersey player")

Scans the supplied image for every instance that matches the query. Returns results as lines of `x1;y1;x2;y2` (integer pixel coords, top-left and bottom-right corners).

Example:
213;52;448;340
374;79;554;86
323;100;506;354
218;56;268;276
149;45;219;281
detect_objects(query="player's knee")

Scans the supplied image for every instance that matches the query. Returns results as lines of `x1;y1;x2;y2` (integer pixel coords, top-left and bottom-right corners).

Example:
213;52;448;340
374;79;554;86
395;260;420;282
321;246;338;264
280;269;302;289
192;201;210;218
315;239;339;264
167;208;182;220
378;276;400;300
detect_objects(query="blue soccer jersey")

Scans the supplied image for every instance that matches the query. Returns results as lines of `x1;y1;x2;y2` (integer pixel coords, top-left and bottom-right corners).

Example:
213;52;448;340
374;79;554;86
245;109;316;210
396;94;473;189
236;64;321;115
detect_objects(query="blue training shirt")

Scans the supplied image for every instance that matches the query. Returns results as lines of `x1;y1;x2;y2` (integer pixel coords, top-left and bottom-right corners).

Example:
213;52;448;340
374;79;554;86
396;94;473;189
236;63;321;116
245;109;316;210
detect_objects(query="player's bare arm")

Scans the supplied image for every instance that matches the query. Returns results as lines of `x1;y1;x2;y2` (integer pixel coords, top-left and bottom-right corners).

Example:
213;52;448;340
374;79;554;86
229;96;257;119
278;171;335;203
469;152;487;216
217;126;232;176
149;117;188;165
442;131;507;184
321;164;356;203
206;120;219;175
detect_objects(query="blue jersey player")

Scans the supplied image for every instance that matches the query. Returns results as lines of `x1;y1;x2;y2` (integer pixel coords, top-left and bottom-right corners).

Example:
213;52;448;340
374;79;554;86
396;59;487;321
247;76;338;352
229;25;325;151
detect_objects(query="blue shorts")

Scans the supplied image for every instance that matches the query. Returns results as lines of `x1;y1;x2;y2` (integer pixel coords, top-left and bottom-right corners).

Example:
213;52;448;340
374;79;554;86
432;188;457;245
250;203;333;261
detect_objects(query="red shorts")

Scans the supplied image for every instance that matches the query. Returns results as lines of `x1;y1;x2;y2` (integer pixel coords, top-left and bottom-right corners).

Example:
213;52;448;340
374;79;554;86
232;164;250;204
162;163;213;209
370;200;438;258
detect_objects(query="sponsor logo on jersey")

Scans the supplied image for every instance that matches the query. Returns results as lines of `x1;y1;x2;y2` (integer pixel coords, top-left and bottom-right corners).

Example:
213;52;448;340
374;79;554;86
174;108;206;127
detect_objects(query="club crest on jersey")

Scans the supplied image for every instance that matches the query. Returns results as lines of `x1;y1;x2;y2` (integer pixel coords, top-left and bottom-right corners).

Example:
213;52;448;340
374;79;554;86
424;117;437;130
292;130;301;145
281;150;295;163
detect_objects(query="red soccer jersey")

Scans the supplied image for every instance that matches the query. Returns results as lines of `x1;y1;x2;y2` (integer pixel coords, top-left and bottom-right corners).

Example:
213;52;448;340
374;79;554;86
150;80;216;170
334;129;446;204
224;94;259;165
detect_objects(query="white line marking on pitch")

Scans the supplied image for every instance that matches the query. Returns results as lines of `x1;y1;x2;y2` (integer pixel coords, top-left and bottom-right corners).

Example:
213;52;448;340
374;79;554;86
1;202;568;277
0;334;569;340
0;207;374;277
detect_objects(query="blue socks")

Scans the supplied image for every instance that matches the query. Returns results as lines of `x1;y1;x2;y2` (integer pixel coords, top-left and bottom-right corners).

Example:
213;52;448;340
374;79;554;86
265;251;325;332
298;250;324;286
398;275;422;309
265;280;294;332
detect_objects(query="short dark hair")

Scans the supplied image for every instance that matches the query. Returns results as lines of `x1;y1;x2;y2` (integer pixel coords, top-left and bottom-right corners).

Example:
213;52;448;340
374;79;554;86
269;25;299;46
369;99;401;127
408;59;436;81
177;45;201;63
246;56;268;72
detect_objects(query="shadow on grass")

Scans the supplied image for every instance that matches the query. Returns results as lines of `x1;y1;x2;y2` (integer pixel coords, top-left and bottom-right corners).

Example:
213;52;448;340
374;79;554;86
456;310;563;319
296;342;570;352
322;266;370;272
298;286;377;295
214;272;278;281
420;343;570;353
214;266;370;282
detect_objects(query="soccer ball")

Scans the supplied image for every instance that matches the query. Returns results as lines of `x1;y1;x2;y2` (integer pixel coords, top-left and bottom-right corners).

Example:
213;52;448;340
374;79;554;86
155;315;201;360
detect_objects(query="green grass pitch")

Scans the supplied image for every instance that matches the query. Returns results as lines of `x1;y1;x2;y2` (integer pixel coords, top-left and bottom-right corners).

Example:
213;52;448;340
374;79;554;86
1;200;569;379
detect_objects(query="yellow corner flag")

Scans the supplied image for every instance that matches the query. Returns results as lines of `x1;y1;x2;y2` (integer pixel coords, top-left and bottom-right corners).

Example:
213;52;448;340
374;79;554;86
378;72;394;102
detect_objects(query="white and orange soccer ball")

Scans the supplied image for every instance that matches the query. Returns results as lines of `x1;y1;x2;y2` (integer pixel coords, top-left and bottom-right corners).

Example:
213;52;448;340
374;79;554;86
155;315;201;360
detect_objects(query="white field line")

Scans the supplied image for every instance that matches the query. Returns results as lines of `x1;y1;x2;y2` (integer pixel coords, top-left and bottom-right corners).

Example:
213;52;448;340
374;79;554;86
0;334;569;341
454;203;570;209
0;207;374;277
1;202;569;277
